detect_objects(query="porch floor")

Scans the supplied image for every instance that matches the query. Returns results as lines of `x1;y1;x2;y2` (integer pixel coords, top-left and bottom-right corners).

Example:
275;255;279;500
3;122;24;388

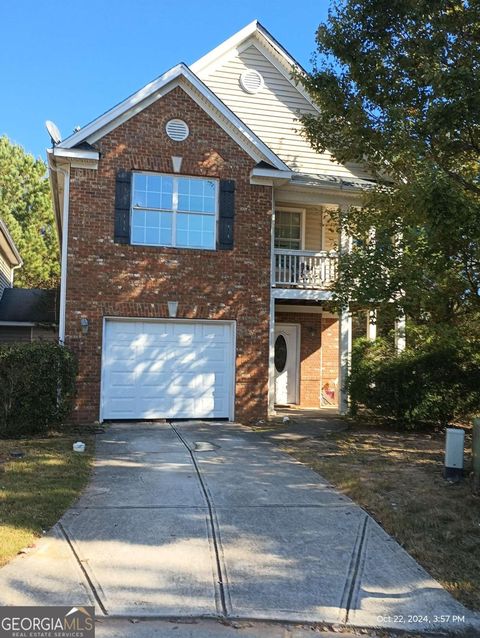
263;406;348;442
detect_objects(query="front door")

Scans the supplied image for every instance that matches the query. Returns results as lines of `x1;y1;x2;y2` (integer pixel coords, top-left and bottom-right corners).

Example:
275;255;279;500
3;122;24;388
274;323;299;405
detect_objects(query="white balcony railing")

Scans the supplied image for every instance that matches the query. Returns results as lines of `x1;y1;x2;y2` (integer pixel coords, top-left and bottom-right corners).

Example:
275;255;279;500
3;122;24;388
274;249;338;289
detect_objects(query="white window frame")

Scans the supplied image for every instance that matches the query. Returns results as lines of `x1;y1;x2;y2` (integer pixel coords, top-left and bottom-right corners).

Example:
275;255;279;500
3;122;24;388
274;207;306;250
130;171;219;250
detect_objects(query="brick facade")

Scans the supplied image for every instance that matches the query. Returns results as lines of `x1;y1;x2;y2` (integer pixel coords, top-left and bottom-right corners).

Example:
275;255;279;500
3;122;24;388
65;86;272;424
275;311;339;408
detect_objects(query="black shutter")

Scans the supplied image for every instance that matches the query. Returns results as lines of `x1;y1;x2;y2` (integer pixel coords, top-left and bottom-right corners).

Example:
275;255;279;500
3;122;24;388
114;170;132;244
217;179;235;250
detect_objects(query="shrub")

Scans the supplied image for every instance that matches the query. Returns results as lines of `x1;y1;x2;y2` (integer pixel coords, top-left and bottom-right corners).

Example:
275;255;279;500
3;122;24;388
348;337;480;428
0;341;77;437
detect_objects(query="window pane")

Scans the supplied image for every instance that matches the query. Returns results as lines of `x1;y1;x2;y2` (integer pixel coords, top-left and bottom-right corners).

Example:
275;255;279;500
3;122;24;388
274;211;301;249
131;208;172;246
134;174;147;191
145;211;160;228
178;178;190;195
162;176;173;193
160;211;173;230
131;226;145;244
176;213;215;248
189;180;204;196
145;226;159;244
133;173;173;210
146;191;161;209
177;178;217;214
178;194;190;211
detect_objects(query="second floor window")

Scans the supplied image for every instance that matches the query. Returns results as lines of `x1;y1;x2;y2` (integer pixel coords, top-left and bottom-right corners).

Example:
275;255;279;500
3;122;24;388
131;173;218;249
274;210;302;250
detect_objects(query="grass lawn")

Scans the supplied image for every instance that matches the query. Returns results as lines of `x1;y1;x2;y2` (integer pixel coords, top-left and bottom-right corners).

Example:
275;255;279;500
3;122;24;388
259;421;480;611
0;432;94;567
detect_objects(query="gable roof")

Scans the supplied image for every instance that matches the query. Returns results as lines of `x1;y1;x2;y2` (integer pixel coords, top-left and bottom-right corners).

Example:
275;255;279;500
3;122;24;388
193;23;374;181
191;20;317;110
56;64;288;171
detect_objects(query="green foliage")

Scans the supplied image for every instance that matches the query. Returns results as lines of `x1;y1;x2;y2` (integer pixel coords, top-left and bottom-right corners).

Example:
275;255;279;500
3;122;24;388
300;1;480;325
349;337;480;427
0;342;77;437
0;136;59;288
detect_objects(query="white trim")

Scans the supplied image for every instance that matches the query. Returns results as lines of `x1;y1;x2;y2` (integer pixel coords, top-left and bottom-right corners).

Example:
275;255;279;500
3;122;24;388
57;64;287;172
100;317;236;423
53;147;99;162
275;322;300;405
250;167;292;184
272;288;332;301
51;164;70;344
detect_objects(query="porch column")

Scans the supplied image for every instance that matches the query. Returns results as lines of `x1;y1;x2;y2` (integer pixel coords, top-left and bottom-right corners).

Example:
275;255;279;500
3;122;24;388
268;191;276;416
339;307;352;415
395;313;406;352
338;204;352;415
367;309;377;340
268;294;276;415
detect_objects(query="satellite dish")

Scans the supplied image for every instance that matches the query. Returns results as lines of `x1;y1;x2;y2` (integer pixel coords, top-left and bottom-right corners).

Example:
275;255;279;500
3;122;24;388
45;120;62;145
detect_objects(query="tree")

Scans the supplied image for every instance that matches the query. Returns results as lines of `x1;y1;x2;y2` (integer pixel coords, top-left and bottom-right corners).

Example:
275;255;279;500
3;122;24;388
0;136;59;288
299;0;480;329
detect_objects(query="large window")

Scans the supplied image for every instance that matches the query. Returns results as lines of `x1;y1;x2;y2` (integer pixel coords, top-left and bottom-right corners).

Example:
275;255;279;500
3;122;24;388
274;210;302;250
131;173;218;249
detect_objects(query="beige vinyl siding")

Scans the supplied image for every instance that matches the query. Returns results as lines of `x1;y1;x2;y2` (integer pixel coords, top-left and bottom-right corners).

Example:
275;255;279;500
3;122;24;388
323;210;339;251
200;43;372;179
304;207;322;252
0;251;12;298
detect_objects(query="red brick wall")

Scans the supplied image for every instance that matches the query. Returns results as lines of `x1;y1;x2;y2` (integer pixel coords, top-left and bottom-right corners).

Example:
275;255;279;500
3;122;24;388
275;311;339;408
65;86;272;424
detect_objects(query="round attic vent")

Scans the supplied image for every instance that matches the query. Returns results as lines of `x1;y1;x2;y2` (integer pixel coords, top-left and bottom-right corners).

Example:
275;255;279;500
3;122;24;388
240;69;264;94
165;119;189;141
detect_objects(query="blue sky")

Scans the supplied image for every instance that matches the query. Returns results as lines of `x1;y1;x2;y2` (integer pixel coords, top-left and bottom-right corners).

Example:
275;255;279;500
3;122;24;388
0;1;329;160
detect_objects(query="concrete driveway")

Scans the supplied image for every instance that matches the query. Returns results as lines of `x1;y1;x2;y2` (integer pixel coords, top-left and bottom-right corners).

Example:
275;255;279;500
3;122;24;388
0;421;476;632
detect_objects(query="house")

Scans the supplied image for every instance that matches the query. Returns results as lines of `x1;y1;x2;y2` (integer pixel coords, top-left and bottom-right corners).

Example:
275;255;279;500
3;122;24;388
47;21;374;424
0;218;22;296
0;218;58;343
0;288;58;343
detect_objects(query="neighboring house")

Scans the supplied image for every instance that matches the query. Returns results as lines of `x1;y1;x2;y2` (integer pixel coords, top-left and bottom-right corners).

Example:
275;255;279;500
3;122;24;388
0;288;58;343
48;21;373;424
0;218;22;296
0;218;58;343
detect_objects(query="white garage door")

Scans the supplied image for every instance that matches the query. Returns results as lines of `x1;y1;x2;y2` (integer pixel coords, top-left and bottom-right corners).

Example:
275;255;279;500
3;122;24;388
101;319;235;420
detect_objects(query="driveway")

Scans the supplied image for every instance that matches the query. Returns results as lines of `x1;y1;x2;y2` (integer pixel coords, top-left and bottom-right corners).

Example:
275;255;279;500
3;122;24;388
0;421;476;632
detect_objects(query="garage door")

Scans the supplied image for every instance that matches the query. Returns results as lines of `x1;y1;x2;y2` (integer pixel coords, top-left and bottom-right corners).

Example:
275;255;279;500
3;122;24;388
101;320;235;420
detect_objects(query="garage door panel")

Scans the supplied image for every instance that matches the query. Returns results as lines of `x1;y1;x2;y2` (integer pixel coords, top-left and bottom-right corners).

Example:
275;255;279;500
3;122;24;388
102;320;234;420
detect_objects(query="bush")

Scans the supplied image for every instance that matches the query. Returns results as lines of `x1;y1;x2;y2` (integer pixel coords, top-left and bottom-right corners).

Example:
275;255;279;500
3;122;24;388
0;342;77;437
348;337;480;428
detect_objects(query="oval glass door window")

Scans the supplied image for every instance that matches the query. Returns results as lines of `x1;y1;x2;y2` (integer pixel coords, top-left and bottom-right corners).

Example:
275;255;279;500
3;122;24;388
274;334;288;372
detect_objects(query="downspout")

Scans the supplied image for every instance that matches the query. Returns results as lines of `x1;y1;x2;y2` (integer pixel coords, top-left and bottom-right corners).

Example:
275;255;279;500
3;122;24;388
49;162;70;344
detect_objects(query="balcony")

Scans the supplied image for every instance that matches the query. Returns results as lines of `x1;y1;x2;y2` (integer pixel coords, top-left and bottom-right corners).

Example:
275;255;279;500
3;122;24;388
274;249;338;289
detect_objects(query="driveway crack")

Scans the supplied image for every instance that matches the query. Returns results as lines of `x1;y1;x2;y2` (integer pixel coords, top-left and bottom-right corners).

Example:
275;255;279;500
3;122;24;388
169;422;229;618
